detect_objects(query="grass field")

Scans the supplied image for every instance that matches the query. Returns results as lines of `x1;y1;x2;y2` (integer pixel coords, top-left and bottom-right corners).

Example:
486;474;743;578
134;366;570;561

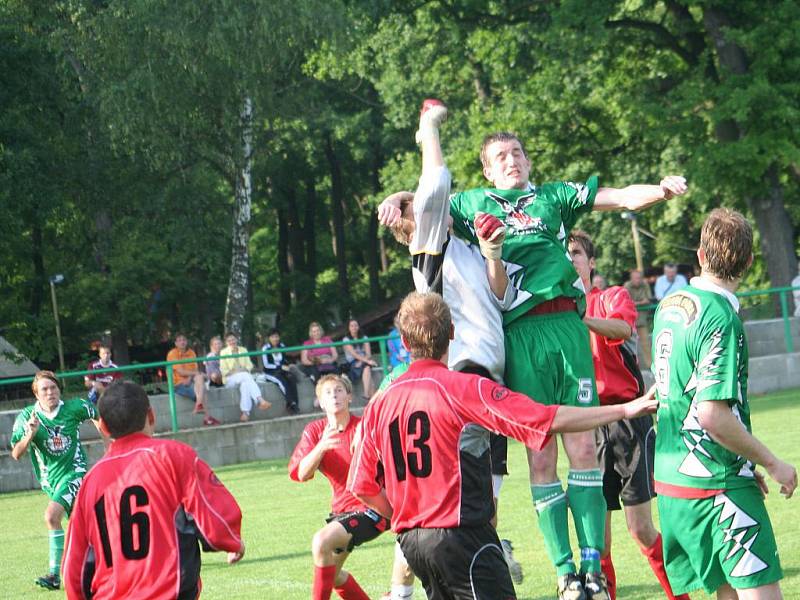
2;389;799;599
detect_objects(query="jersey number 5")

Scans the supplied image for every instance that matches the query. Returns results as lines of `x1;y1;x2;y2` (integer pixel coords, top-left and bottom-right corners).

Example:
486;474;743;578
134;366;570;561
94;485;151;567
389;411;432;481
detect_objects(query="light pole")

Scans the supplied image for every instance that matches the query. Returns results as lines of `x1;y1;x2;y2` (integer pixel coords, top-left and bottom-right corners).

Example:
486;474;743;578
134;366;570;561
621;211;644;273
49;274;65;372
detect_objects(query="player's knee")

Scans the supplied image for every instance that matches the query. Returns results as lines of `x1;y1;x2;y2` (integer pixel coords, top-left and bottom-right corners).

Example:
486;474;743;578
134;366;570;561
311;529;329;558
44;507;62;529
628;520;657;548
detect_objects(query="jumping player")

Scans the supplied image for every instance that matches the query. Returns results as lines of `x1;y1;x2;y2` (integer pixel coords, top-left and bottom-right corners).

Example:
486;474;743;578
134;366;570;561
348;291;659;600
652;208;797;599
568;230;689;600
10;370;100;590
62;380;244;598
289;374;390;600
378;99;523;591
453;127;687;599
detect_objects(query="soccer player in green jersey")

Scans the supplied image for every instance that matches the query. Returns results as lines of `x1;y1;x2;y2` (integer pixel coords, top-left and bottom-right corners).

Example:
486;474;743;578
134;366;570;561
652;208;797;599
451;130;687;600
10;370;100;590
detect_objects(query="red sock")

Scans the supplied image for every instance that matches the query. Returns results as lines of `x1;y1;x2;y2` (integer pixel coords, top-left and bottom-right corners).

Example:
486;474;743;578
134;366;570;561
313;565;337;600
600;552;617;600
642;535;690;600
334;573;370;600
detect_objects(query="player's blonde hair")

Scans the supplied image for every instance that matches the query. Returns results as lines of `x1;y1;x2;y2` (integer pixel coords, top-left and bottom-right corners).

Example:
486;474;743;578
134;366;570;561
32;370;60;395
396;292;451;360
700;208;753;280
315;373;352;400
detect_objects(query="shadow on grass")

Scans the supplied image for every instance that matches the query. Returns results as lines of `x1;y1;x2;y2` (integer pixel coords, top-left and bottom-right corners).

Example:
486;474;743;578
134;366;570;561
202;537;398;570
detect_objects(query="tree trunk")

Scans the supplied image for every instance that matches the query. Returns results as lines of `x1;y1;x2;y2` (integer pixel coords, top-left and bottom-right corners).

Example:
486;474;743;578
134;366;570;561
286;186;306;273
30;220;45;316
304;174;318;281
323;132;349;297
277;207;292;311
224;96;254;338
111;328;130;365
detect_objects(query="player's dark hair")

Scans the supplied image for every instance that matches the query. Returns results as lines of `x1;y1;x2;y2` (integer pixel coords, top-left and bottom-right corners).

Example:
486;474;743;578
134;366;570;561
700;208;753;280
396;292;451;360
480;132;528;169
268;328;280;336
98;380;151;439
568;229;595;260
32;370;61;395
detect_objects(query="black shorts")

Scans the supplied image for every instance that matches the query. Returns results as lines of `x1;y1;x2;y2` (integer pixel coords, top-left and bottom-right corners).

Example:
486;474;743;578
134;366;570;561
326;509;390;553
459;364;509;477
595;413;656;510
398;523;516;600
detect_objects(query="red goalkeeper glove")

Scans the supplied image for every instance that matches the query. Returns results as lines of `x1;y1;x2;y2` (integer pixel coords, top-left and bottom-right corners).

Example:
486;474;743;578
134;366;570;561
475;212;506;260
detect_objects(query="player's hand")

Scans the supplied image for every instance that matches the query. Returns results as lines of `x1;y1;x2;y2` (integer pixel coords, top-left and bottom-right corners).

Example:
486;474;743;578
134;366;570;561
474;211;506;260
765;459;797;499
318;425;341;452
377;198;403;227
754;470;769;499
26;414;40;437
227;542;245;564
622;386;658;420
659;175;687;201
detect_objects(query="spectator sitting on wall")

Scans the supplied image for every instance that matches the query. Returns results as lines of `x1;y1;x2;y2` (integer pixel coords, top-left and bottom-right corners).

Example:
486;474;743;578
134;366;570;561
624;269;654;369
342;319;378;400
654;262;688;300
84;345;123;404
205;336;224;388
792;263;800;317
300;321;339;383
220;333;272;422
166;333;219;426
386;325;410;368
262;328;299;415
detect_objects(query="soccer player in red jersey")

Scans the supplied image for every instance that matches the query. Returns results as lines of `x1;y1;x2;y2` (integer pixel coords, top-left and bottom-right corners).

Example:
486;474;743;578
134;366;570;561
569;230;689;600
289;374;390;600
348;292;659;600
62;381;244;599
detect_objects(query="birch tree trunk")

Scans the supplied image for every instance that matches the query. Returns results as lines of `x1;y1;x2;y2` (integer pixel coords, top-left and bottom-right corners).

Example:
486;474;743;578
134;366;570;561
224;95;254;337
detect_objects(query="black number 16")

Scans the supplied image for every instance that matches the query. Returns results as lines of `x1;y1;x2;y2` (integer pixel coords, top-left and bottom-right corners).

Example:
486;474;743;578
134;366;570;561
94;485;151;566
389;411;432;481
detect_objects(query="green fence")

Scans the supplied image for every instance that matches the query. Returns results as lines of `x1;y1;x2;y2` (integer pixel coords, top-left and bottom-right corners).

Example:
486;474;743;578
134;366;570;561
0;335;401;432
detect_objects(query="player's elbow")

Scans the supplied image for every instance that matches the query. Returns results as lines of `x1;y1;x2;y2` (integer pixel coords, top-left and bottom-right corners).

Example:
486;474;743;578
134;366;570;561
696;401;727;435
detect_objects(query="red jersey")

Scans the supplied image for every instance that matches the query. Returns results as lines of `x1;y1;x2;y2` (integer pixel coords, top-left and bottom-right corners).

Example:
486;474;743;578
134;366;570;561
348;359;558;532
62;433;243;600
587;286;643;405
288;416;364;515
85;360;123;386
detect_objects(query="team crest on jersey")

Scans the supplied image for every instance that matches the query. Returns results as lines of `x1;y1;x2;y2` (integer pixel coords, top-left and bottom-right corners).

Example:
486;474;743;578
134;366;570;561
492;387;510;402
660;292;699;325
486;191;546;235
44;425;72;456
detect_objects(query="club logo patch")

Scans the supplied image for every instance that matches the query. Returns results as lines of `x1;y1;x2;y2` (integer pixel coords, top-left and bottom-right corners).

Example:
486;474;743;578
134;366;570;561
487;191;547;235
492;387;510;402
660;292;700;325
44;425;72;456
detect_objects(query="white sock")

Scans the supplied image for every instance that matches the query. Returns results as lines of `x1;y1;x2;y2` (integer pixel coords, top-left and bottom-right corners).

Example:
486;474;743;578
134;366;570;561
391;584;415;599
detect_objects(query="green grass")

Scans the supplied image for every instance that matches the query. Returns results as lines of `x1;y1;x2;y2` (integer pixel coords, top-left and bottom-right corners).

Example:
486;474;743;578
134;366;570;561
2;389;799;599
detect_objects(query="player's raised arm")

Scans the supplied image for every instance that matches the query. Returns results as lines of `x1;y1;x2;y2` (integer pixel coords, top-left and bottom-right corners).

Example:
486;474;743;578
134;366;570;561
474;211;511;302
593;175;688;212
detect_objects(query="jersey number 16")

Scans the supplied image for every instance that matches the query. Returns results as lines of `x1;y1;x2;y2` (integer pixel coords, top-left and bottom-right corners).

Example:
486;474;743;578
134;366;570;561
94;485;151;566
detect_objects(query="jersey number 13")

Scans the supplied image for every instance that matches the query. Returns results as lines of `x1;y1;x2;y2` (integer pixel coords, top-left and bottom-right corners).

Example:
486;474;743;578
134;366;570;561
389;411;432;481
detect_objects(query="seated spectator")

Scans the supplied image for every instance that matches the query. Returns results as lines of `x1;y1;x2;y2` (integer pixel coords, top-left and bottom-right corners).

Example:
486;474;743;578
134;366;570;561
299;321;338;383
591;273;608;291
84;345;122;404
205;336;224;388
167;333;219;426
220;333;272;422
342;319;377;399
386;325;410;368
262;328;299;414
654;262;688;300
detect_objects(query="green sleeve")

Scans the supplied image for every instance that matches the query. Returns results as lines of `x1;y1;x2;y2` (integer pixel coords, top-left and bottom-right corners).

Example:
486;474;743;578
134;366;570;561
692;316;742;405
378;362;410;392
10;408;30;447
448;192;479;244
556;175;599;231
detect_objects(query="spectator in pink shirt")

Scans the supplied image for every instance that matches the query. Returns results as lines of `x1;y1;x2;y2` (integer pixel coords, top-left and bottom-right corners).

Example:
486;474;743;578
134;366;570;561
300;322;339;384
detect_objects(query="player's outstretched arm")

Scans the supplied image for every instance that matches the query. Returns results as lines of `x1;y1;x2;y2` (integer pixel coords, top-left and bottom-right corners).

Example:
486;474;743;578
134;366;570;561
551;387;658;433
698;400;798;498
377;192;413;227
475;212;510;302
593;176;687;212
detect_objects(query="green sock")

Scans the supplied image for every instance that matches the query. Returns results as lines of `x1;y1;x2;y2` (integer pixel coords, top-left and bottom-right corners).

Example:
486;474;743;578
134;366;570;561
567;469;606;574
49;529;65;576
531;482;575;576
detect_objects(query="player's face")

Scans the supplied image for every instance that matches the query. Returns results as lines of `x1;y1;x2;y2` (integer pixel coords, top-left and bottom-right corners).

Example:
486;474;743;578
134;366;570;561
568;241;594;286
630;270;643;285
34;377;61;410
348;320;359;337
319;382;350;415
482;140;531;190
310;325;323;341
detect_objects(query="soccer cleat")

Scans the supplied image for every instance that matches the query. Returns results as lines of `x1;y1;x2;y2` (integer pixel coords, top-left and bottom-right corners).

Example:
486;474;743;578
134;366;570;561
583;572;610;600
35;574;60;590
415;98;447;144
500;539;524;584
557;573;587;600
240;411;250;422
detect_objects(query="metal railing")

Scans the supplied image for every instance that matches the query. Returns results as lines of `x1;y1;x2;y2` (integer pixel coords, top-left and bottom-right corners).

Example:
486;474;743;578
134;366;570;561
0;335;402;432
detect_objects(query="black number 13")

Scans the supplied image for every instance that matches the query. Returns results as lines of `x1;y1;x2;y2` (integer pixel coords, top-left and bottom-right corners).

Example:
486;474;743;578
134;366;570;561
94;485;151;566
389;411;432;481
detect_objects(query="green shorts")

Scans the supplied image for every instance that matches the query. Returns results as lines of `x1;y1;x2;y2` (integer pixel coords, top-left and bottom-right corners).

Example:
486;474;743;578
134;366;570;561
658;486;783;595
45;476;83;516
504;310;597;407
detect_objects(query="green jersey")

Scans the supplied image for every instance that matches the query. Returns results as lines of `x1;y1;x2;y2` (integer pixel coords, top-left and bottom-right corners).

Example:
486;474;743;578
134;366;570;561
10;398;96;492
378;362;410;392
449;177;598;324
652;278;753;491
